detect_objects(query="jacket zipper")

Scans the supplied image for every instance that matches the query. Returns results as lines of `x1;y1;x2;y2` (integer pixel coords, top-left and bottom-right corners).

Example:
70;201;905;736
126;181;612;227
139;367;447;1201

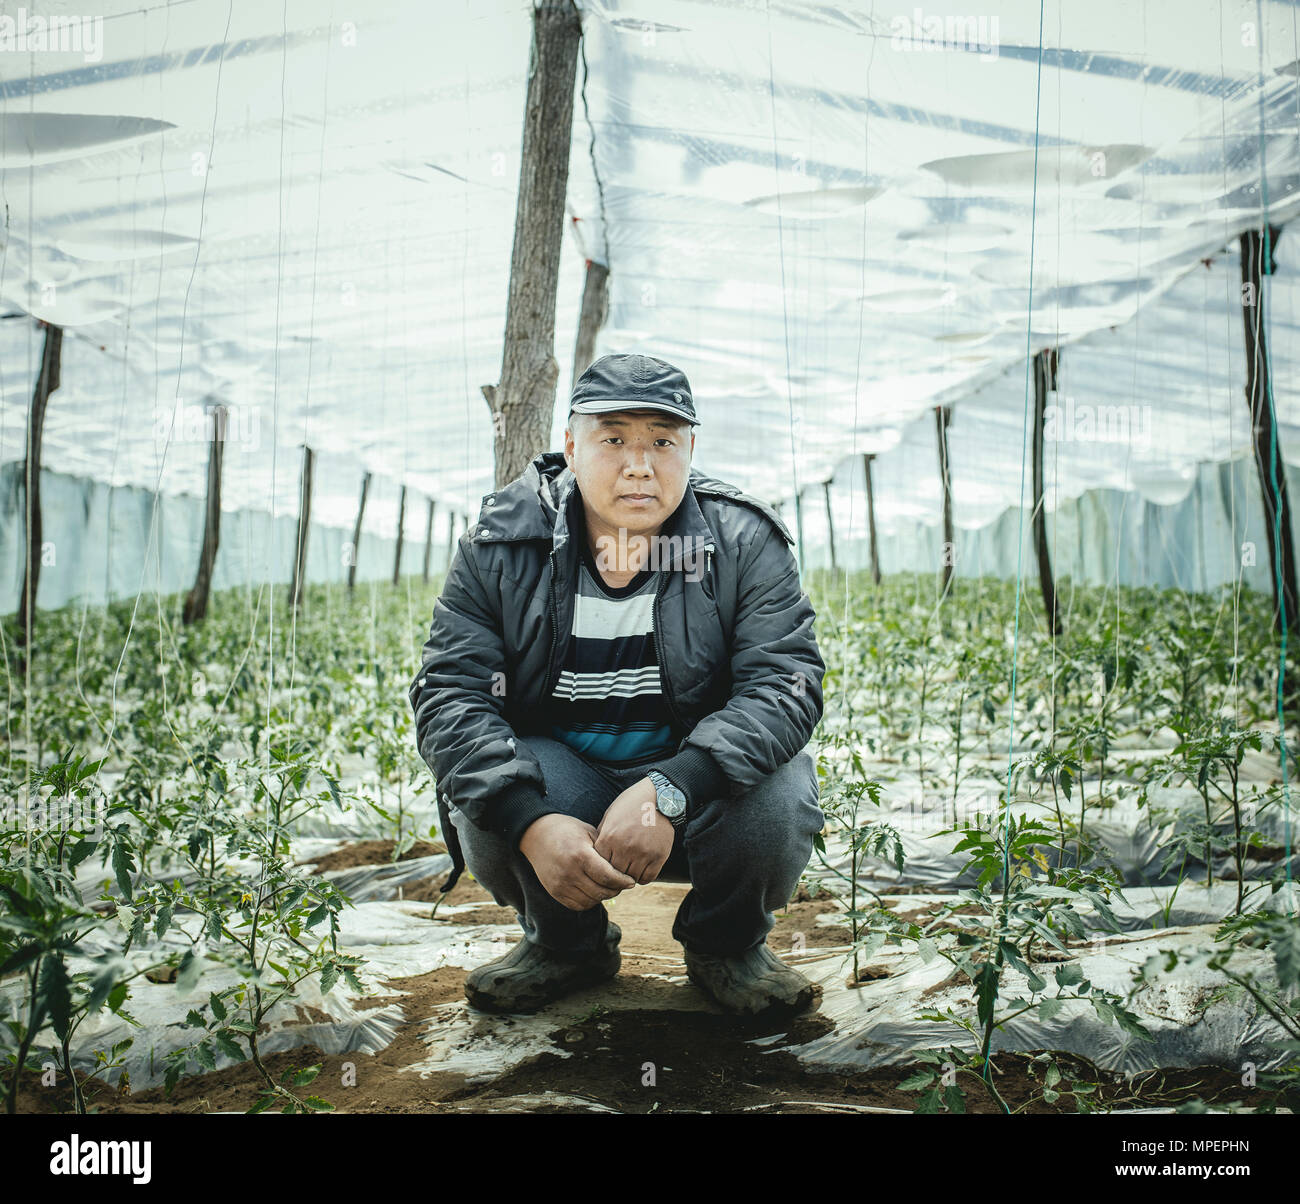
651;569;687;734
542;547;560;700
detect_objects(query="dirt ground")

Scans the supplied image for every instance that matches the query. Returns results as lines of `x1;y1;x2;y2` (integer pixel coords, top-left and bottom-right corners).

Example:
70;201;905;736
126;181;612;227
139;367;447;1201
15;841;1261;1115
299;839;447;873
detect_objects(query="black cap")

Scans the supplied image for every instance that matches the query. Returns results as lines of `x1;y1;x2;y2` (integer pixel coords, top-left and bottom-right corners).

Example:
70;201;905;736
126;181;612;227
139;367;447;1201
569;353;699;426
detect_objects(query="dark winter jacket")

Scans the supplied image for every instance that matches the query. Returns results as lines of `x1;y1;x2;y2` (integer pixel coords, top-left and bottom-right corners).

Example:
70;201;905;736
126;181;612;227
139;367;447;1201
408;450;825;890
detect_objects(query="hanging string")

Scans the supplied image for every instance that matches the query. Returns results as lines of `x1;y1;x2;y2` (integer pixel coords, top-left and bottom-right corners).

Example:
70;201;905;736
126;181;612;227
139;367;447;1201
286;0;337;709
0;25;18;770
989;0;1047;1109
764;0;804;574
579;27;611;271
1285;0;1299;906
1255;0;1294;910
90;0;235;812
1046;0;1063;760
839;0;878;729
70;114;147;755
461;0;473;549
1113;0;1150;698
256;0;293;895
1214;0;1245;723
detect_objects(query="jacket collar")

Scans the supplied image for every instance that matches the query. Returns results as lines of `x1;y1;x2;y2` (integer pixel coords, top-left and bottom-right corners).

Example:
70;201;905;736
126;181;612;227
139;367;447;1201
470;450;792;559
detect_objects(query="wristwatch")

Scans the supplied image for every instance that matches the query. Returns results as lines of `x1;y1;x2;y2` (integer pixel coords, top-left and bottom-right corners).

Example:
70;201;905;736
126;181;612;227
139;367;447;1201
646;770;688;829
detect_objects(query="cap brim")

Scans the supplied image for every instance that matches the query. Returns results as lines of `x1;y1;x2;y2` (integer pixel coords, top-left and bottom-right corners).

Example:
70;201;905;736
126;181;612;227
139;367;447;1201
568;399;700;426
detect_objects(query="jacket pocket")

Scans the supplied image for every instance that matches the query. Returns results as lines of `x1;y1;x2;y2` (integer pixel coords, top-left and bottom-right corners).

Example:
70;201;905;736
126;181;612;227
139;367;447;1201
664;594;729;718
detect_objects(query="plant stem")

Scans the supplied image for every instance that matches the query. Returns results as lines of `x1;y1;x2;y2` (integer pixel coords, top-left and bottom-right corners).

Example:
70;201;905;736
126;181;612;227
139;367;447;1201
6;961;43;1116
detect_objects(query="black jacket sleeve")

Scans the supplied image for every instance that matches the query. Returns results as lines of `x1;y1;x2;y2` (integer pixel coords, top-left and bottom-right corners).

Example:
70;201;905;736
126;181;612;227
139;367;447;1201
408;535;557;845
657;519;824;801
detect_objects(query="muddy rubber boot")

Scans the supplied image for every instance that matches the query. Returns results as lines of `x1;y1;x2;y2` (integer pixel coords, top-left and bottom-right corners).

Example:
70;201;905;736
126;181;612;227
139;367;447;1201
684;941;819;1019
464;921;622;1014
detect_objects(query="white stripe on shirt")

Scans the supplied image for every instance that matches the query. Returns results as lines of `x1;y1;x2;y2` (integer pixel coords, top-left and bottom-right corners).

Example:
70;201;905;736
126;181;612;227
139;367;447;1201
553;665;662;700
570;588;657;640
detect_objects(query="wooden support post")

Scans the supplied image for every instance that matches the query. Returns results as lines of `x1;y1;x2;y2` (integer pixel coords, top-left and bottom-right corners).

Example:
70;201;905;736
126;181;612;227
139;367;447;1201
1195;473;1207;593
935;405;954;599
444;509;457;573
393;484;407;586
348;471;371;593
572;259;609;390
422;497;436;584
288;445;315;612
822;479;837;574
15;322;63;657
482;0;583;488
1032;348;1062;634
862;453;882;586
182;403;228;625
1240;227;1299;641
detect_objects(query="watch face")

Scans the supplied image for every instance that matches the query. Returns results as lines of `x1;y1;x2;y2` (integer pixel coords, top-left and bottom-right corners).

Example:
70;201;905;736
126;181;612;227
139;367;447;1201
651;773;687;818
658;791;686;819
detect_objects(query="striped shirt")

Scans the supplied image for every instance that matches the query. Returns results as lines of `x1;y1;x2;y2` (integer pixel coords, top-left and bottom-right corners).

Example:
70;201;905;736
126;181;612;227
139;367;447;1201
549;539;677;765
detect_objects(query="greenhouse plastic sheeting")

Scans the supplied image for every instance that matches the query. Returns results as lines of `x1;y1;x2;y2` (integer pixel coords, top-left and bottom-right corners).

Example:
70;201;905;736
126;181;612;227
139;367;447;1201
3;1;1300;598
820;454;1300;597
811;763;1297;891
0;899;519;1091
21;885;1290;1089
786;925;1293;1075
4;448;1294;611
0;461;457;613
316;852;453;902
869;882;1295;932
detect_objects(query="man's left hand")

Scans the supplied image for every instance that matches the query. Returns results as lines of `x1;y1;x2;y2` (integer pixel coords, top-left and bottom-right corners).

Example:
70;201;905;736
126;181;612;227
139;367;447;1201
594;776;676;885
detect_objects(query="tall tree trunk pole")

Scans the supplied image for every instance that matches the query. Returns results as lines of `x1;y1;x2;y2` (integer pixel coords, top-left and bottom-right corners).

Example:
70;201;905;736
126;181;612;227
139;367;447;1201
935;404;954;600
182;403;228;625
393;484;407;586
572;258;609;390
15;322;62;657
1240;227;1298;640
483;0;583;488
862;452;881;586
821;479;837;575
1032;348;1062;634
348;471;371;593
422;497;436;584
288;445;314;611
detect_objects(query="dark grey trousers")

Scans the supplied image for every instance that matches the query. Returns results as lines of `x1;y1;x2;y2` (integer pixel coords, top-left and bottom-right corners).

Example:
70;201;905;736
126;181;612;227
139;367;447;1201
448;735;824;957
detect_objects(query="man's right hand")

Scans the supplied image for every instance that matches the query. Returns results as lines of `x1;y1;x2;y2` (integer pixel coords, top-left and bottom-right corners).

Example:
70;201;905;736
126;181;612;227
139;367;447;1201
519;814;637;911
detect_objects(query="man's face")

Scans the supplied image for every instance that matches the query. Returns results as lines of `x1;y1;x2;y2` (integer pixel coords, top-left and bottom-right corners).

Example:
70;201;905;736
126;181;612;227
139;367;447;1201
564;408;694;538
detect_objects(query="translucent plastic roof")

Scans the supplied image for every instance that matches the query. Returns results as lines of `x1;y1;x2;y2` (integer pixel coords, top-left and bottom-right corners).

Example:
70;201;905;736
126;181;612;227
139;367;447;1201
2;0;1300;548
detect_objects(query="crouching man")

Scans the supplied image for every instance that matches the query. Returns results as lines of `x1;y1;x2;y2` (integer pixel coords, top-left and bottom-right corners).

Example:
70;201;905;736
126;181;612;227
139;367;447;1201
409;353;826;1020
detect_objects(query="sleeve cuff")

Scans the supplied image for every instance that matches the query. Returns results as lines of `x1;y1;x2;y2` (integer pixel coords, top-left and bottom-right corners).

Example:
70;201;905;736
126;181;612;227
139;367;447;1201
492;781;559;850
644;745;729;812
